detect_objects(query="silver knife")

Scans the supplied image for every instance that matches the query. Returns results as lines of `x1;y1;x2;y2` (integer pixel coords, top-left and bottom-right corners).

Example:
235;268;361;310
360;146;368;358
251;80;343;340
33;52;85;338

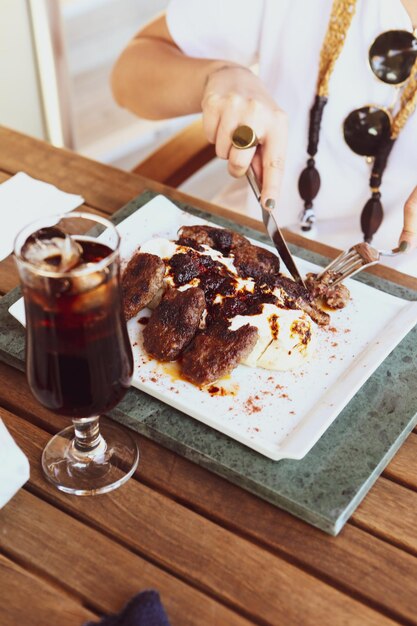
246;166;306;287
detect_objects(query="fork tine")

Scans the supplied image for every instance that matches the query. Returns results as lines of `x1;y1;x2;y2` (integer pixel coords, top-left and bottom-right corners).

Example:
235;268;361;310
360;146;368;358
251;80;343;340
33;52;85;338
316;241;381;288
335;257;364;276
316;251;347;277
317;249;359;278
327;260;365;287
329;251;361;274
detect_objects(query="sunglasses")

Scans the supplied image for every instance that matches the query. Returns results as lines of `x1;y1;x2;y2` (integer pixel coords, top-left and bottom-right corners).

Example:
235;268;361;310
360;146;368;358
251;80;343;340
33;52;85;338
343;29;417;157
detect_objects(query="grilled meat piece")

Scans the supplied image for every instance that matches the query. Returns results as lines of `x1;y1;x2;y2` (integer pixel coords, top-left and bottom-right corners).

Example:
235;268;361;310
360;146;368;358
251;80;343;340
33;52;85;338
143;287;205;361
325;287;350;310
169;249;213;285
177;225;249;255
272;274;308;301
168;250;237;303
294;299;330;326
273;275;330;326
232;245;280;279
181;323;259;385
305;271;350;309
177;225;280;279
122;252;165;320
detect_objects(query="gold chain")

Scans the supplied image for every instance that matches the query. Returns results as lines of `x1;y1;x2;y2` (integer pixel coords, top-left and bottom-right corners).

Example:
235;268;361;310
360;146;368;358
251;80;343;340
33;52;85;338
317;0;357;97
316;0;417;139
391;56;417;137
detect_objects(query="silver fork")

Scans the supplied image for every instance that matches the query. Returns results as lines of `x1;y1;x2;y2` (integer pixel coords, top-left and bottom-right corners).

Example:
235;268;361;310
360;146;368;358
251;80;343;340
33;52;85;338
316;242;404;287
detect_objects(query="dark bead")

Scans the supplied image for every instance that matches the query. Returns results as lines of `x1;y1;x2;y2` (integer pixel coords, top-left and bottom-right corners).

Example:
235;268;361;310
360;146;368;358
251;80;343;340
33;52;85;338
307;158;315;167
308;95;328;156
343;106;391;157
304;201;313;209
371;137;395;188
298;164;321;202
369;30;417;84
372;191;381;199
360;195;383;242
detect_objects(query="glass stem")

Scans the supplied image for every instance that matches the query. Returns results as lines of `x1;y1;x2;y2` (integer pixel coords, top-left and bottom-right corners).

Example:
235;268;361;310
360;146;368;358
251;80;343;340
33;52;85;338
73;416;104;453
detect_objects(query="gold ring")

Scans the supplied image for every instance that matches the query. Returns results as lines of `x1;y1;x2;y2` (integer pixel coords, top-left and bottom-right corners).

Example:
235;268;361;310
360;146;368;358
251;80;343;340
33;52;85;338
231;125;258;150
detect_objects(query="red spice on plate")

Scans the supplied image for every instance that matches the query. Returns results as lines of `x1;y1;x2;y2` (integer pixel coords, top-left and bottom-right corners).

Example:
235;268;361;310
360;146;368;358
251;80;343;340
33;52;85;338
244;397;262;414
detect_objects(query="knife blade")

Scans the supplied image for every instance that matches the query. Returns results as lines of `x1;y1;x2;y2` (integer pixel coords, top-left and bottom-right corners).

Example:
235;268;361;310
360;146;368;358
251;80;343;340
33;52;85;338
246;166;306;287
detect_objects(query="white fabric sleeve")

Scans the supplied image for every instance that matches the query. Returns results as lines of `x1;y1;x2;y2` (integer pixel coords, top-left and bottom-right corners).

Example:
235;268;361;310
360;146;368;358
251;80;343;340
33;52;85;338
165;0;263;67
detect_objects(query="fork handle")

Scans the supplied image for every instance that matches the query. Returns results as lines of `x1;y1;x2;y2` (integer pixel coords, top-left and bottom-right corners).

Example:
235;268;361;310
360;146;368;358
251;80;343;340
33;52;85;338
379;246;403;257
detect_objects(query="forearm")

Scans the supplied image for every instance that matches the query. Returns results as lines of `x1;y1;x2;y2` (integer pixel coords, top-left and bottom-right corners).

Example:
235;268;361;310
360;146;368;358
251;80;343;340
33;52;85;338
111;36;236;120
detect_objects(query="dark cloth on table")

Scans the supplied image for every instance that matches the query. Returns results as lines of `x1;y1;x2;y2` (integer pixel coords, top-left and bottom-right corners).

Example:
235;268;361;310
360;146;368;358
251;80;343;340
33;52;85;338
84;590;171;626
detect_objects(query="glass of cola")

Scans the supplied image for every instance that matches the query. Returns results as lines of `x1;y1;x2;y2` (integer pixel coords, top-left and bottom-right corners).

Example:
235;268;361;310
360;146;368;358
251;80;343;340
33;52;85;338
14;212;138;495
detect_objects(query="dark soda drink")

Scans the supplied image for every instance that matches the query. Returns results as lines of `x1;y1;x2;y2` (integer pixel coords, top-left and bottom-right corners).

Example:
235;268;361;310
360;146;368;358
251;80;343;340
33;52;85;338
15;212;138;495
22;239;133;418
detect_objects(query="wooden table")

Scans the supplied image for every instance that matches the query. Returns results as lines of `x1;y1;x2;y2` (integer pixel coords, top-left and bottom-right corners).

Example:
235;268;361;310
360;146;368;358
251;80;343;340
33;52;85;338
0;126;416;626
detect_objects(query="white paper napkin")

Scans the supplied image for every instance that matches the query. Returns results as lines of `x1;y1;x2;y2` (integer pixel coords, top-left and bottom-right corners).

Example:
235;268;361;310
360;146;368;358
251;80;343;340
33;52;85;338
0;172;84;261
0;418;30;508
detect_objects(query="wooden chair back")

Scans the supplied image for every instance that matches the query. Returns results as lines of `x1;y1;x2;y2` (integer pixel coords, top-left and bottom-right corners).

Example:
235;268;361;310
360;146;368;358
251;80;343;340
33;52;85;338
131;117;215;187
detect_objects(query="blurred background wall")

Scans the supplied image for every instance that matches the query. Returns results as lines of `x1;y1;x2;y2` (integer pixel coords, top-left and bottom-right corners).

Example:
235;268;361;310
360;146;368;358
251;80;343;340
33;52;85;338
0;0;192;169
0;0;227;200
0;0;46;140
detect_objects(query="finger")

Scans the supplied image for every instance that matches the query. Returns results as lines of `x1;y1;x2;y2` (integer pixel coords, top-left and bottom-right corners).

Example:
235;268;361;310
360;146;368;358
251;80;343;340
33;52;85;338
227;99;265;176
214;94;245;159
260;110;288;210
202;92;222;144
399;185;417;251
227;144;257;178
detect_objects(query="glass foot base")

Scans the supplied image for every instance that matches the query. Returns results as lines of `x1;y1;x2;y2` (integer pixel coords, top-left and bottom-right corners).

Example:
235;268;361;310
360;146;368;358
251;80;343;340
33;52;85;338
41;422;139;495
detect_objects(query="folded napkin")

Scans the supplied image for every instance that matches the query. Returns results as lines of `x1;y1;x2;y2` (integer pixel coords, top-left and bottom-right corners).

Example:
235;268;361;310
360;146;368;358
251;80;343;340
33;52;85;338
84;591;171;626
0;172;84;261
0;418;30;508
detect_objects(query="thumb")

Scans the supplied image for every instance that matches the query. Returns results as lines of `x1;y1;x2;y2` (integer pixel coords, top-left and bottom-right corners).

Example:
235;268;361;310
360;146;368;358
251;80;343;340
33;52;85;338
399;186;417;251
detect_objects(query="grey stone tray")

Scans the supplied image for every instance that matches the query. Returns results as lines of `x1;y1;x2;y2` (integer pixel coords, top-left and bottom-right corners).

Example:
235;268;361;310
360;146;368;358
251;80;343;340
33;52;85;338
1;190;416;535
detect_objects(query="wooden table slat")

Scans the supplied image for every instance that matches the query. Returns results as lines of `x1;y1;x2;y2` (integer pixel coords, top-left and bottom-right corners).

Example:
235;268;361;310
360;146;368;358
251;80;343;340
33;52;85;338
0;255;19;296
0;407;412;626
352;478;417;554
383;433;417;490
0;490;254;626
0;553;96;626
0;363;416;624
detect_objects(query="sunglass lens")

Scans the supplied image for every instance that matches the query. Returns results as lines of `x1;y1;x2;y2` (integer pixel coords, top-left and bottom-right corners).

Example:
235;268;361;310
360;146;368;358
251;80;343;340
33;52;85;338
343;106;391;156
369;30;417;84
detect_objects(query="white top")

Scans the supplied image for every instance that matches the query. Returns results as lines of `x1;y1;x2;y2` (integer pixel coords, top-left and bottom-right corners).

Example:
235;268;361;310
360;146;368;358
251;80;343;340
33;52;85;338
166;0;417;276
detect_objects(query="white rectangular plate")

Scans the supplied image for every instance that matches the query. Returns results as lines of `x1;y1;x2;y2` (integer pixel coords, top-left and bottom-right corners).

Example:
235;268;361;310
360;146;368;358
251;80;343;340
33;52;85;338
10;195;417;460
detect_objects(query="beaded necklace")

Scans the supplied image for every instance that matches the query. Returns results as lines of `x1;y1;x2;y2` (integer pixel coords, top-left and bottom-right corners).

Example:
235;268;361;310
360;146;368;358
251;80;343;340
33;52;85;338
298;0;417;242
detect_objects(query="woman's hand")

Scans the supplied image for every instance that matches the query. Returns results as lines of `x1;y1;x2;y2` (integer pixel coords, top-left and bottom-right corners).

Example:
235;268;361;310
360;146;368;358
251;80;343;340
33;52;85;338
202;65;288;210
399;185;417;251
